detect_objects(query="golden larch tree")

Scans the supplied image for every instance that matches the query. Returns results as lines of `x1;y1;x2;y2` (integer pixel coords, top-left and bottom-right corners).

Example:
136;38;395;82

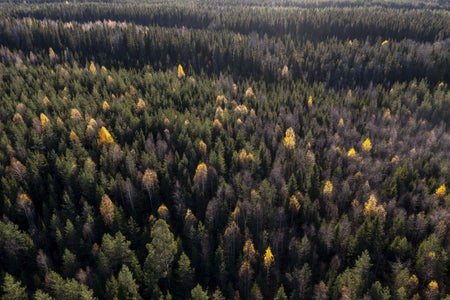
347;147;357;158
283;127;296;150
99;194;115;225
434;184;447;199
40;113;50;128
177;64;186;79
362;138;372;152
98;126;114;145
142;168;158;207
193;163;208;194
323;180;333;197
264;246;275;277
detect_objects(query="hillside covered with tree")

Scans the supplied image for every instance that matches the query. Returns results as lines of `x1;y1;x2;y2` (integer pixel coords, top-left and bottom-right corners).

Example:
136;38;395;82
0;0;449;299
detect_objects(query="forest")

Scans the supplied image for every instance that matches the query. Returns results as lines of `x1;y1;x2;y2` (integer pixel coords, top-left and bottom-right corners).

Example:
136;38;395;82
0;0;449;299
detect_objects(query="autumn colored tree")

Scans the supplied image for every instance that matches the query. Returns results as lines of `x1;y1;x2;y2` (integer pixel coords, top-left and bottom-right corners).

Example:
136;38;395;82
99;126;114;145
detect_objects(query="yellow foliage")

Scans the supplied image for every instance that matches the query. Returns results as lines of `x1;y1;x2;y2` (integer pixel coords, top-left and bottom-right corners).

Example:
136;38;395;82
307;95;313;107
244;87;255;98
136;98;146;113
347;147;356;157
102;101;110;112
57;117;64;126
40;113;50;127
199;140;207;157
70;108;82;121
234;104;248;116
427;251;436;260
42;96;51;107
428;280;439;290
236;118;243;125
338;118;344;127
409;274;419;287
89;61;97;75
438;82;445;88
88;118;97;128
283;127;296;150
434;184;447;198
69;130;79;142
213;119;222;129
17;193;32;207
193;162;208;192
98;126;114;145
323;180;333;196
362;138;372;152
157;204;170;220
263;246;274;270
216;95;227;105
381;40;389;46
364;194;386;219
239;149;254;167
100;194;115;225
177;64;186;79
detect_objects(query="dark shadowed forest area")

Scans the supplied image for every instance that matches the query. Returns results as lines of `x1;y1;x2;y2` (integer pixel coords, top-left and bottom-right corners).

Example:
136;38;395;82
0;0;449;299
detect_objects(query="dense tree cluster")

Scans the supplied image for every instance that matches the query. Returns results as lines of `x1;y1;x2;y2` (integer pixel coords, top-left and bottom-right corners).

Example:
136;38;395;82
0;1;449;299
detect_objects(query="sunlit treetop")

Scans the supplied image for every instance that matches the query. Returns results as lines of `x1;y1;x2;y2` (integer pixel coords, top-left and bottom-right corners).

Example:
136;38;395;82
283;127;296;150
98;126;114;145
263;246;274;270
40;113;50;127
244;87;255;98
102;101;110;112
362;138;372;152
136;98;146;113
434;184;447;198
347;147;357;158
307;95;313;107
177;64;186;79
89;61;97;75
323;180;333;196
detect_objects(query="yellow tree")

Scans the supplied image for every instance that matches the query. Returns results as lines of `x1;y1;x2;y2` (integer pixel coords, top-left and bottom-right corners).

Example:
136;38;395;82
177;64;186;79
323;180;333;197
40;113;50;128
363;194;386;220
102;100;110;112
89;61;97;75
434;184;447;199
136;98;146;113
347;147;357;158
198;140;207;158
193;163;208;194
100;194;115;225
98;126;114;145
362;138;372;152
307;95;313;107
283;127;296;150
16;193;34;225
263;246;274;276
